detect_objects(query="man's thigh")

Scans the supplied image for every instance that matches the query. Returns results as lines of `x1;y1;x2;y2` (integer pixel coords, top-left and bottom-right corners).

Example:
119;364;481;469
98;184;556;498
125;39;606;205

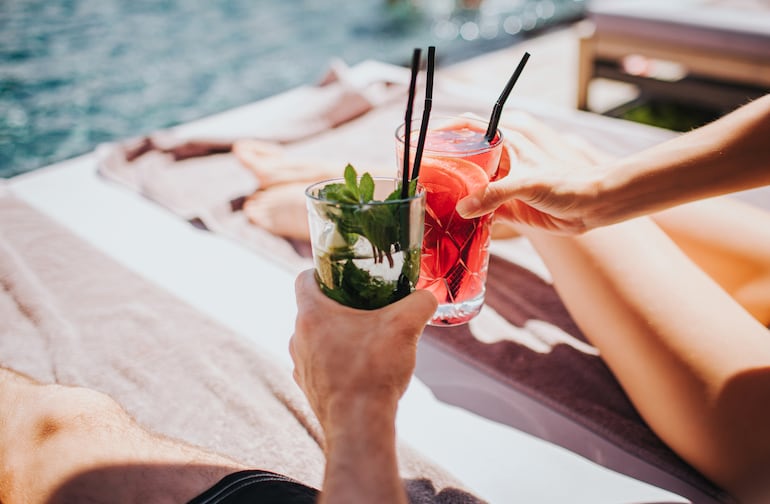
0;367;245;504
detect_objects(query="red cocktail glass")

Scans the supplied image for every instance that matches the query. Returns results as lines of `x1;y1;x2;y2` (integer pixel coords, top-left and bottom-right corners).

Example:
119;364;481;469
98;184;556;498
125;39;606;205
396;115;504;325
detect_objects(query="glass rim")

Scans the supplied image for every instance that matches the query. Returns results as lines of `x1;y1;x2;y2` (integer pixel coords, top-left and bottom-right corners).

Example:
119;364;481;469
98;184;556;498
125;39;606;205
394;114;504;157
305;176;425;206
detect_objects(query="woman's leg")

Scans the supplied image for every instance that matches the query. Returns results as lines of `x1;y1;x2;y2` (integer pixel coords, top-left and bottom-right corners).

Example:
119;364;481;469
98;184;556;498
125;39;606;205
651;198;770;326
523;219;770;502
500;112;770;326
0;367;246;504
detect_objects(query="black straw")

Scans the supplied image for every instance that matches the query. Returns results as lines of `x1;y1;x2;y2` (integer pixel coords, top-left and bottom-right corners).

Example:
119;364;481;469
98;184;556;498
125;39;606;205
485;51;530;143
410;46;435;183
401;48;422;198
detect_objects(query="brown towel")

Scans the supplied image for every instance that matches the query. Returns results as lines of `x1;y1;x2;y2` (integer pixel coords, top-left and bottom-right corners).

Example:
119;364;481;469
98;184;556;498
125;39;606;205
417;253;734;504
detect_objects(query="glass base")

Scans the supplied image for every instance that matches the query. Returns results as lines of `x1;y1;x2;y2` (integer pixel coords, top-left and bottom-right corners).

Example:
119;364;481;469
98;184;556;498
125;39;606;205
428;292;485;327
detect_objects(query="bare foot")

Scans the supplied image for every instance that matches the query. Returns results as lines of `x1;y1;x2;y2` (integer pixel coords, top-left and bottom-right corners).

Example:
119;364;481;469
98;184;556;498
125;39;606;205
243;183;310;241
233;139;340;189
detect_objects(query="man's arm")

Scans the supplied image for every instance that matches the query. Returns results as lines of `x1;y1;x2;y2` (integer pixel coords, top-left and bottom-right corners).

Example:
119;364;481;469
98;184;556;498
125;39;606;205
290;270;437;504
319;395;403;503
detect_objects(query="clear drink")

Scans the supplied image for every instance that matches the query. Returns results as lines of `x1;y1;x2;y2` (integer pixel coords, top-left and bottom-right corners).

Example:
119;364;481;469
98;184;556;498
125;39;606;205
396;116;504;325
305;173;425;310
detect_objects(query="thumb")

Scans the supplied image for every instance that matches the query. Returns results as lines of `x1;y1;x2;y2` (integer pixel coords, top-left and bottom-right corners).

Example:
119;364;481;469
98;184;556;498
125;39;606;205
294;269;321;306
386;289;438;335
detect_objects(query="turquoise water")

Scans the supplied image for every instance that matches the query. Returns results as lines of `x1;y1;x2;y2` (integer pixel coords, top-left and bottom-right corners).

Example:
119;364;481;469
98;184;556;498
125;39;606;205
0;0;584;178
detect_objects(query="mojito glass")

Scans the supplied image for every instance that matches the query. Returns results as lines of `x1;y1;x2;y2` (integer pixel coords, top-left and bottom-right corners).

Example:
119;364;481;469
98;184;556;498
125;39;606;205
305;173;425;310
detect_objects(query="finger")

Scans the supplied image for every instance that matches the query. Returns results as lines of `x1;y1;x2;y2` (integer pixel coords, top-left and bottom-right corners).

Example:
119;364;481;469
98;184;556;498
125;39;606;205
294;269;317;314
287;335;304;386
563;133;615;164
404;289;439;327
495;143;513;179
288;333;298;363
501;111;561;149
456;177;540;218
384;289;438;338
498;127;545;165
294;268;345;312
494;200;587;234
294;269;329;339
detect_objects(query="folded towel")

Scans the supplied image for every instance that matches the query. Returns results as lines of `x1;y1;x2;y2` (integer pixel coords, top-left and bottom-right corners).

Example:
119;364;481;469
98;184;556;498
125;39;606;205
97;60;413;270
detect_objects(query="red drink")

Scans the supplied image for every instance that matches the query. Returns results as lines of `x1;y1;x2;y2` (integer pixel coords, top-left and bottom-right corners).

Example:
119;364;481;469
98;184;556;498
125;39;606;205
396;116;504;325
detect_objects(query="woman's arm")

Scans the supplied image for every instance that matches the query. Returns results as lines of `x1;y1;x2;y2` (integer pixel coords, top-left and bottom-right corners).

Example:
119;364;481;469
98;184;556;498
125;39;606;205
597;93;770;224
458;94;770;233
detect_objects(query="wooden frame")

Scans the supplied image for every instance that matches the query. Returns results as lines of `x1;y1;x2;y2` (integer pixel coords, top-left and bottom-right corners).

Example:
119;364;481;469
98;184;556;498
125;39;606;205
577;20;770;112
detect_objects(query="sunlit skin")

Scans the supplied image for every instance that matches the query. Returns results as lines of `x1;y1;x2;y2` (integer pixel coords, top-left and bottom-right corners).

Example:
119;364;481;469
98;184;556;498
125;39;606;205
290;98;770;502
457;94;770;235
290;271;437;504
0;368;248;503
2;96;768;504
456;99;770;502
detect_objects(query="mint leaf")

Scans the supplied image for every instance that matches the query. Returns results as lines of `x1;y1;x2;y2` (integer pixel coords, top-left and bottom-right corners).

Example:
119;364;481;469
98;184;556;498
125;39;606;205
344;164;358;196
359;172;375;202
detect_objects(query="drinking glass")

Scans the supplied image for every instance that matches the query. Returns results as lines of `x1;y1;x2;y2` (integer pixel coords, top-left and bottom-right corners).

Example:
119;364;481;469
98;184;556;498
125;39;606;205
396;115;504;325
305;176;425;310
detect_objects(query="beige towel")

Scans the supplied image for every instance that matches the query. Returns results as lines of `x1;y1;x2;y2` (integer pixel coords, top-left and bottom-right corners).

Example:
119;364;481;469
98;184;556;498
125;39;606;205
0;191;480;502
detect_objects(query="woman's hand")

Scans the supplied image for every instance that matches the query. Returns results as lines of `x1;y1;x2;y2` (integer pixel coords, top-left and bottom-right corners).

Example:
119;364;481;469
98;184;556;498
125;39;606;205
458;111;615;234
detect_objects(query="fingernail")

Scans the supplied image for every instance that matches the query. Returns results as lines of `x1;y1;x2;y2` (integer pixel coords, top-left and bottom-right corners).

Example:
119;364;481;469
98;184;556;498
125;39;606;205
456;196;479;217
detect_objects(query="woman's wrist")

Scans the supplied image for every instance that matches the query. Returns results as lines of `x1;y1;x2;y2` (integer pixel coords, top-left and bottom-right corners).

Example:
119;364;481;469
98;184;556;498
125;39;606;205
589;156;669;228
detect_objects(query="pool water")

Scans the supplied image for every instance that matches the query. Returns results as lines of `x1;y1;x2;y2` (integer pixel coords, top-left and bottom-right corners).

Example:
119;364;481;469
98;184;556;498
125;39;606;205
0;0;584;178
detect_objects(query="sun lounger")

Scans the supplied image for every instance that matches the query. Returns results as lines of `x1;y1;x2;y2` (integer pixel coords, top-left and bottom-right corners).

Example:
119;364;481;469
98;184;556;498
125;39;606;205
7;58;766;503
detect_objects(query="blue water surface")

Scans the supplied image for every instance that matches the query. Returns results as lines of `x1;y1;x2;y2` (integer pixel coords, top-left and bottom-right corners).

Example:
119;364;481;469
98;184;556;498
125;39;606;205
0;0;584;178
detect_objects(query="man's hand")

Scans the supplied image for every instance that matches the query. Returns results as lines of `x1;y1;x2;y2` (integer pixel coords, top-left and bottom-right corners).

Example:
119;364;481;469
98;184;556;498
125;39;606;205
290;269;437;432
290;269;437;504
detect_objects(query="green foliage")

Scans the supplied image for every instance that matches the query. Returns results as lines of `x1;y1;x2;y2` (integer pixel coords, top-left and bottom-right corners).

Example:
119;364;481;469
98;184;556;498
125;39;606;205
317;258;411;310
618;100;720;132
313;165;421;309
317;164;417;265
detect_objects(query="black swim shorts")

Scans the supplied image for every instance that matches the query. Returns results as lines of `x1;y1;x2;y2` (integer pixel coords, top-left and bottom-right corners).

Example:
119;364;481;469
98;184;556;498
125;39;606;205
188;470;319;504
